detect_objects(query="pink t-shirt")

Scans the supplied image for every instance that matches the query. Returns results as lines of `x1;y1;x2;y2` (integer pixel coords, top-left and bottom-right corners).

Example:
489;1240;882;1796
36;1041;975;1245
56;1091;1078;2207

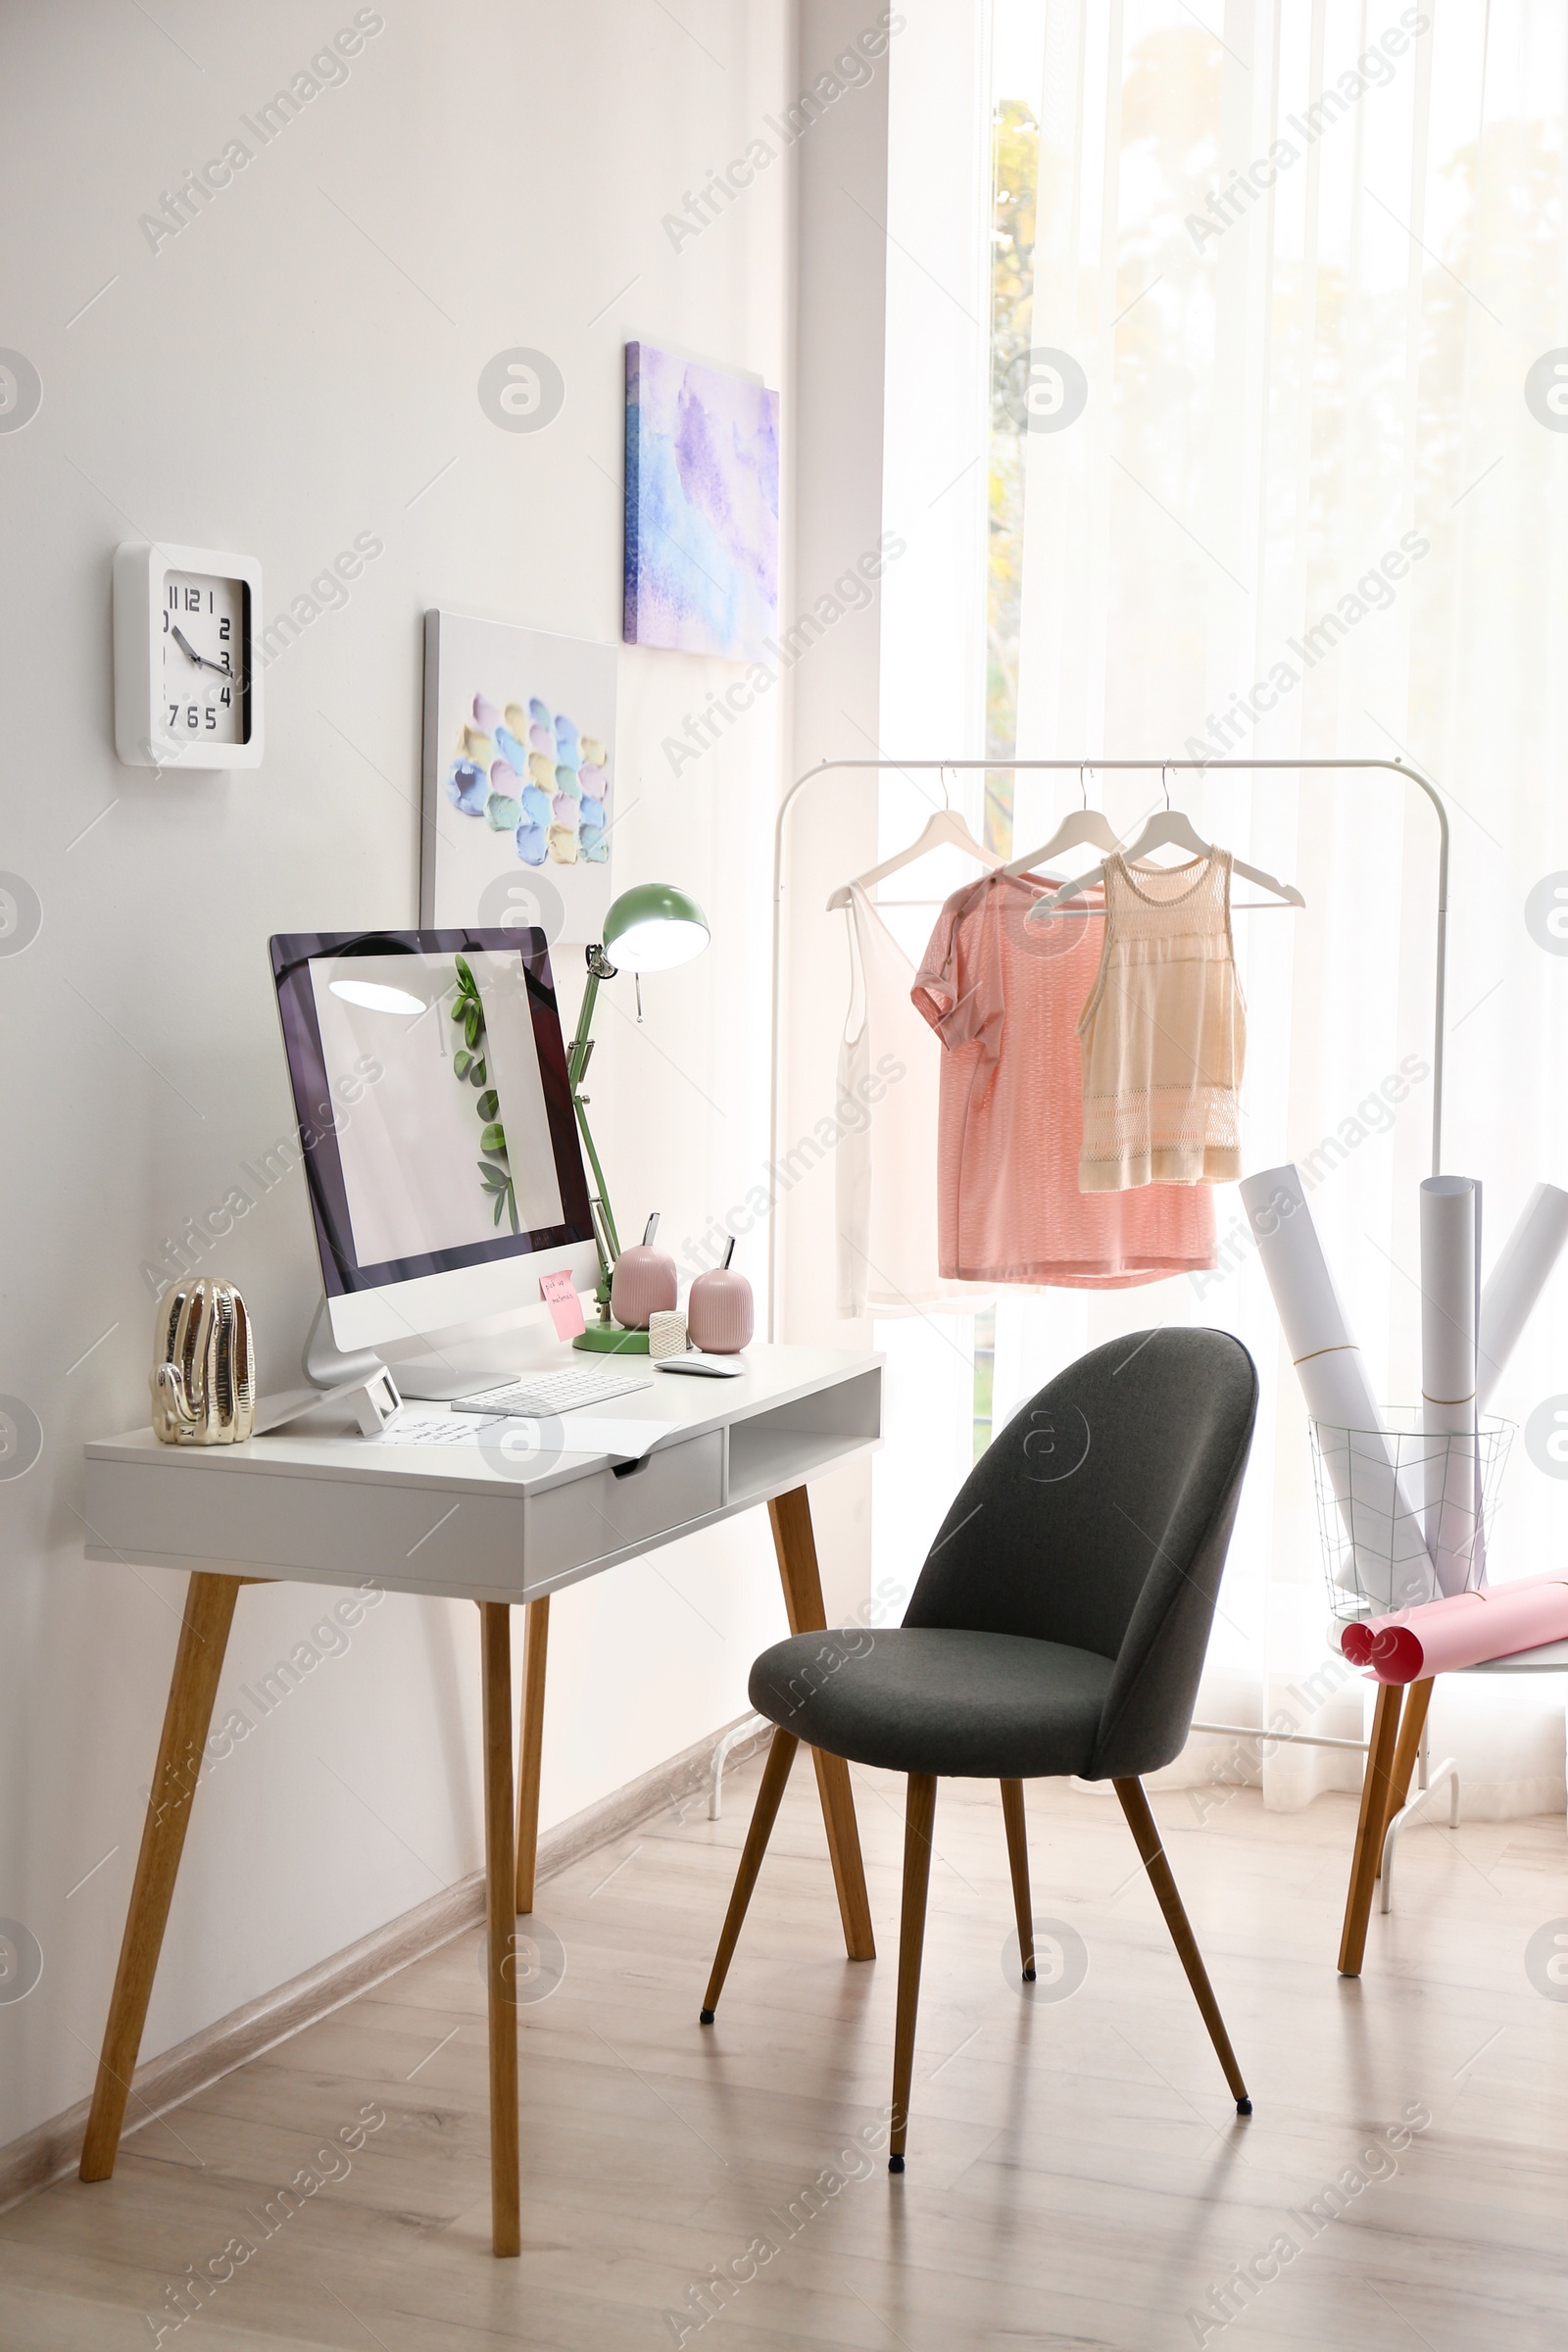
911;872;1216;1286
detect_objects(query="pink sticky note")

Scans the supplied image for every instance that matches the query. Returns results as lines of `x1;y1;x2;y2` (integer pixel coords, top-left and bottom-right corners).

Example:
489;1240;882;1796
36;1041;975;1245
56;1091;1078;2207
538;1269;586;1341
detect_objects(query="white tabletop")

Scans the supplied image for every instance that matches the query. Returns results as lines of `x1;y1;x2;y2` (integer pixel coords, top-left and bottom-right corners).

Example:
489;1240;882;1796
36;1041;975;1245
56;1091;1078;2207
82;1344;883;1605
85;1344;877;1498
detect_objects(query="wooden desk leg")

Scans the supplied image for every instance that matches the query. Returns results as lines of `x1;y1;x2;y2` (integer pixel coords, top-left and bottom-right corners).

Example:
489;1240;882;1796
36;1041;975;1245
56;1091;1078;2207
1376;1677;1435;1878
514;1596;549;1916
79;1571;243;2180
766;1488;874;1963
479;1602;520;2258
1338;1682;1403;1977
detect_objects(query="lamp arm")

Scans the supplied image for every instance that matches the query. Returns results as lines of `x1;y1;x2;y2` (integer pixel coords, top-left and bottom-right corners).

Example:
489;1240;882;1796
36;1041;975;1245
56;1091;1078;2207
573;1095;621;1258
566;956;603;1086
567;949;622;1298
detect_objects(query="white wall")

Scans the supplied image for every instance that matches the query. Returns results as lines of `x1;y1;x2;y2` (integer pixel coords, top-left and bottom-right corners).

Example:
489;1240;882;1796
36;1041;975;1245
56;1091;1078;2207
0;0;893;2151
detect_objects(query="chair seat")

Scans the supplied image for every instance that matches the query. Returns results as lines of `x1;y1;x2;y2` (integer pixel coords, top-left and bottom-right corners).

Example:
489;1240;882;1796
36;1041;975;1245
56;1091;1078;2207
749;1627;1116;1780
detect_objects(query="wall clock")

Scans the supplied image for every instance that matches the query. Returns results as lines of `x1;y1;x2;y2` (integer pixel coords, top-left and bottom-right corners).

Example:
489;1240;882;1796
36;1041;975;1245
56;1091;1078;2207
113;541;263;769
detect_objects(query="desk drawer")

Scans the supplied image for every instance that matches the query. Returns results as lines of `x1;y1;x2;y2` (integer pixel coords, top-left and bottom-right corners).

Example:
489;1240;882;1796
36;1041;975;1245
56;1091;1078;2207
524;1431;723;1583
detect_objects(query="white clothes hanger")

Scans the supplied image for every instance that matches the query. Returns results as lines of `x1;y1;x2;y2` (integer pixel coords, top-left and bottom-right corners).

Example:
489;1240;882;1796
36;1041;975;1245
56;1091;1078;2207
1029;766;1305;919
826;768;1000;910
1002;766;1122;874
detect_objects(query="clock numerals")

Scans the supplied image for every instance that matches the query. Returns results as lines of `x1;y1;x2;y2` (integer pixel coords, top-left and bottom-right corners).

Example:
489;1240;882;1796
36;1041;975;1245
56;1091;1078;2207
161;568;246;745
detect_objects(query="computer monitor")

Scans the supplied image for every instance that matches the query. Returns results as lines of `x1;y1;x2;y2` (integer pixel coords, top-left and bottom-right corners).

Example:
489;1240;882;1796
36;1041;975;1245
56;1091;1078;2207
270;928;599;1393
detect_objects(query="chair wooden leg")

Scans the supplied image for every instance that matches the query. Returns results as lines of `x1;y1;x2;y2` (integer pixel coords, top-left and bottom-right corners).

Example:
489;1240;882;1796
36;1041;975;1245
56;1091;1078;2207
1000;1780;1035;1980
888;1773;937;2172
1376;1677;1434;1879
766;1489;875;1963
701;1728;798;2021
80;1572;243;2180
1339;1681;1404;1974
514;1596;550;1915
1113;1777;1250;2114
479;1602;520;2258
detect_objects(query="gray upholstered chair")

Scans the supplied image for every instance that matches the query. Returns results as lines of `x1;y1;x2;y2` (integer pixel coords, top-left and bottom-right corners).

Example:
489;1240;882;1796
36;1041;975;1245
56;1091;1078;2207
699;1327;1259;2169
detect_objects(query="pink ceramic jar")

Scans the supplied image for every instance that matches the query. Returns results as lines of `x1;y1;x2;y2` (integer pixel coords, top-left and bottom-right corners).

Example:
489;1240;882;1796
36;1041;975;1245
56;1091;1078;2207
687;1241;753;1353
611;1213;677;1331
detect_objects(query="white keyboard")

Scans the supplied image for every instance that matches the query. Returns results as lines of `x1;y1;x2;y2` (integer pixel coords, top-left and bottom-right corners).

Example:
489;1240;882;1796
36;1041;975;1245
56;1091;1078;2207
450;1364;655;1418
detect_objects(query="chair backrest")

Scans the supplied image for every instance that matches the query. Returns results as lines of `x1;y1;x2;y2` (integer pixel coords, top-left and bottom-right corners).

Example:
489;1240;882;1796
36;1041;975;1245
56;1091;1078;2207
902;1328;1257;1777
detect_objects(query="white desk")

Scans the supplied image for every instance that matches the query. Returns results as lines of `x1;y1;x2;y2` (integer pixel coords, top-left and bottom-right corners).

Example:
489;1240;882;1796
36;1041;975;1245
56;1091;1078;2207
75;1344;882;2255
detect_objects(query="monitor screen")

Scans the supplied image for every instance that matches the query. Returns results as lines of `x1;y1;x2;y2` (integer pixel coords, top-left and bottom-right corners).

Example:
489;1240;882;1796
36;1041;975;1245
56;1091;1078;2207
270;929;593;1302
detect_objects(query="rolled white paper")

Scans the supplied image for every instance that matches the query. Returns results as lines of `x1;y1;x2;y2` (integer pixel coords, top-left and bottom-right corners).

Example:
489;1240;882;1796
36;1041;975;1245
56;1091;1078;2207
1241;1164;1435;1608
1477;1181;1568;1410
1420;1175;1480;1597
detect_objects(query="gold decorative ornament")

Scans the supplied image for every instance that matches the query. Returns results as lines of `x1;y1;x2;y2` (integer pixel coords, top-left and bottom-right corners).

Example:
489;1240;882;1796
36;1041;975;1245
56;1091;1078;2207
150;1279;256;1445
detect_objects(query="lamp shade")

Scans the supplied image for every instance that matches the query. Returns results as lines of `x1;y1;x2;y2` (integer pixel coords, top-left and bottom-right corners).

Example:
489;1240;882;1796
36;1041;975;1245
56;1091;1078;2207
602;882;710;973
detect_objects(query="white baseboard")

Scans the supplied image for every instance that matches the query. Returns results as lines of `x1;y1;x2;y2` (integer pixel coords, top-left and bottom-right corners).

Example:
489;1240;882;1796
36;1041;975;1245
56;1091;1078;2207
0;1712;766;2218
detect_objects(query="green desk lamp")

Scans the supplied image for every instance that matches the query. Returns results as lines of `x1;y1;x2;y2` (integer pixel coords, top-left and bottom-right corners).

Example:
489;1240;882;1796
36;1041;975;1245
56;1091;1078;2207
567;882;710;1352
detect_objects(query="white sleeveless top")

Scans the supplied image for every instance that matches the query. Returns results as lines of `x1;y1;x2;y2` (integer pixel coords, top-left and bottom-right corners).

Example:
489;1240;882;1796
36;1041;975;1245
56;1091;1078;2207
1076;850;1245;1191
835;882;989;1314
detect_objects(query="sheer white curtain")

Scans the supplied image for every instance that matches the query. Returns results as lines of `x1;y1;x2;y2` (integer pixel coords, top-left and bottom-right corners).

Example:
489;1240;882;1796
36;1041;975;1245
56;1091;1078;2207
866;1;993;1621
879;0;1568;1815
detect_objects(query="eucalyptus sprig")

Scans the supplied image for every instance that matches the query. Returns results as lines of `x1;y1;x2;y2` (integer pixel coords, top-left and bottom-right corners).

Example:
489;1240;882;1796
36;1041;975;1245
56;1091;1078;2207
451;954;517;1233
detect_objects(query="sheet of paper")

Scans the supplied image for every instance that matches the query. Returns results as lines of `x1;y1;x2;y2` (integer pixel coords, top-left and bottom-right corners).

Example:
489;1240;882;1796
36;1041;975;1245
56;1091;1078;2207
376;1412;497;1446
556;1415;682;1460
375;1410;682;1462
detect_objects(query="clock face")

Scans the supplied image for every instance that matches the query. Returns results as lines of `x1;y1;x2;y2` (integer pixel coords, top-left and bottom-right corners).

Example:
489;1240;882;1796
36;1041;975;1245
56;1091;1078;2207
162;569;249;747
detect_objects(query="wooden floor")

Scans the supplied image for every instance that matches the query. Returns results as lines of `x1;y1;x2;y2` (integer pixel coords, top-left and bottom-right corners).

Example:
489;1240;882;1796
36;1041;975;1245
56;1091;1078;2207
4;1755;1566;2349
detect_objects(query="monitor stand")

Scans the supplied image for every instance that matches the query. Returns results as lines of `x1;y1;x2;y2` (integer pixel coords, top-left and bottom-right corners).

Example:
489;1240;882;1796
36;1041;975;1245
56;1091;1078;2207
303;1298;533;1404
382;1345;524;1403
304;1298;389;1390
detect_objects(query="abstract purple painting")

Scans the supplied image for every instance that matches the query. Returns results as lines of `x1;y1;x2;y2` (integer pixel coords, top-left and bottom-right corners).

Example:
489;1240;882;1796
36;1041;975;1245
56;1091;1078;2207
623;341;779;662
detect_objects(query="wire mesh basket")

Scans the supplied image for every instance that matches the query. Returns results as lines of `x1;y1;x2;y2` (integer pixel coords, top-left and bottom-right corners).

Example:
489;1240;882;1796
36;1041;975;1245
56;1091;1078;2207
1309;1408;1514;1622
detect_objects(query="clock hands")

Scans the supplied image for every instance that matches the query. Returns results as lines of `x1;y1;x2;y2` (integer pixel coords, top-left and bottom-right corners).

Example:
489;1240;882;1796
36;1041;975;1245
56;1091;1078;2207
170;624;234;679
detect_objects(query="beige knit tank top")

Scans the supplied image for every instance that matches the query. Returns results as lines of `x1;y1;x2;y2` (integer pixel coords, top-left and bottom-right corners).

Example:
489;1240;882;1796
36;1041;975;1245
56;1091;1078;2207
1076;849;1245;1192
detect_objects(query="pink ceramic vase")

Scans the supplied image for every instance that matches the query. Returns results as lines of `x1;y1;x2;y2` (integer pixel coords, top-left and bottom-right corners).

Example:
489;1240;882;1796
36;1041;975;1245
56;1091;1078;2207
611;1213;677;1331
688;1241;753;1353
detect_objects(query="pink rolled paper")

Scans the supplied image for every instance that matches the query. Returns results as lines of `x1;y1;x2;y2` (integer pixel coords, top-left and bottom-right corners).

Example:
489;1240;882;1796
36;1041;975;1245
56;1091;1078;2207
1341;1575;1568;1683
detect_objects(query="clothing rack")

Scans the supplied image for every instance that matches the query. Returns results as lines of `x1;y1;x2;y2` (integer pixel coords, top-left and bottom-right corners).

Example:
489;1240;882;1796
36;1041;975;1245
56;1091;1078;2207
768;757;1450;1341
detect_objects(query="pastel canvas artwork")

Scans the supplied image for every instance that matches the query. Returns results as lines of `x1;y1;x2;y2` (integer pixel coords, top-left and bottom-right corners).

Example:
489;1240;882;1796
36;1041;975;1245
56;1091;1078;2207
623;340;779;662
421;612;616;943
